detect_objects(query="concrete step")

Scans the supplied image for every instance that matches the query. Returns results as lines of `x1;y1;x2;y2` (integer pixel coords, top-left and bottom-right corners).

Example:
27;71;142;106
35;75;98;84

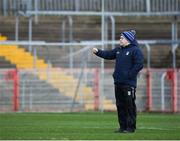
0;56;16;68
19;72;84;111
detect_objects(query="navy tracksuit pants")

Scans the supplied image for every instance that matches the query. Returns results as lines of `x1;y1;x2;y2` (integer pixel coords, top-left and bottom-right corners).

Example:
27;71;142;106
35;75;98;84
115;84;136;131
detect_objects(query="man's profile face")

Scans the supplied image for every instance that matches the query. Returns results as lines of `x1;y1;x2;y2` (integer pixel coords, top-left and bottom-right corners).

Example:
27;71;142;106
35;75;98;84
119;35;129;47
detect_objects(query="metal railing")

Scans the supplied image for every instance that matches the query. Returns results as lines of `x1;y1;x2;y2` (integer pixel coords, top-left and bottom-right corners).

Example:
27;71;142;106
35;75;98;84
0;68;180;112
1;0;180;16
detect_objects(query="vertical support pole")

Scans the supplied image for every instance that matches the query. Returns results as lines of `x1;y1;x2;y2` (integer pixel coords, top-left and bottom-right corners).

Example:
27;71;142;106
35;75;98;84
171;16;178;68
104;17;108;48
145;43;151;68
62;16;74;74
47;60;51;81
13;70;19;112
34;0;39;24
68;16;73;74
75;0;80;11
110;16;115;49
94;68;100;110
15;15;19;41
172;69;177;113
33;47;37;69
146;69;152;111
100;0;105;112
29;87;33;110
146;0;151;13
166;69;178;113
161;72;167;111
3;0;7;16
22;77;25;110
14;1;18;13
28;0;32;11
171;16;178;43
145;43;152;111
172;45;178;69
107;16;115;49
28;16;32;52
62;19;66;48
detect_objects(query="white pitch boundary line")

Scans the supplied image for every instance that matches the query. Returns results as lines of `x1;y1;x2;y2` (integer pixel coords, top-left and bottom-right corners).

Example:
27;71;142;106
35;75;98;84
138;126;176;131
78;126;179;131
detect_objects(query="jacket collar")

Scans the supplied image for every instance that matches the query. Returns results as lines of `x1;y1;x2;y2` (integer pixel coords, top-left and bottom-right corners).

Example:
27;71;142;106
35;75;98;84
120;39;138;49
121;44;133;49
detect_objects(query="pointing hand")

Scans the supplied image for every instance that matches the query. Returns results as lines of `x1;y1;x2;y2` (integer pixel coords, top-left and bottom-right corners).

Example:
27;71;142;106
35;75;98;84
92;48;98;54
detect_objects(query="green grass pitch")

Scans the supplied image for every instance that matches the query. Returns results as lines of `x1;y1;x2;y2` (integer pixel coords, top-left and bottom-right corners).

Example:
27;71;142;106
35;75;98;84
0;112;180;140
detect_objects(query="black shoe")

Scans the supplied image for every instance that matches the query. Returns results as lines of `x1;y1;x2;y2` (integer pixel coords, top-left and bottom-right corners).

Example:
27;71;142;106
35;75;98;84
114;128;127;133
126;128;135;133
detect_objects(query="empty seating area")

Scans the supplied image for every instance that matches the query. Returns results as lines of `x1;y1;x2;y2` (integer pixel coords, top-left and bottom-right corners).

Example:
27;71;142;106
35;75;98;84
0;35;108;111
19;72;86;112
0;45;48;69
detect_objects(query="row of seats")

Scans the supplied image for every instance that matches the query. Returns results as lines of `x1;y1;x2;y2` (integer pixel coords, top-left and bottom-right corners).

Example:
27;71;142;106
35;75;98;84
0;45;48;69
0;35;7;41
0;35;47;69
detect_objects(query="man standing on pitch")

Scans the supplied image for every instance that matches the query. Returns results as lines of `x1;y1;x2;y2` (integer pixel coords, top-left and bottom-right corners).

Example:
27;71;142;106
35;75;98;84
92;30;144;133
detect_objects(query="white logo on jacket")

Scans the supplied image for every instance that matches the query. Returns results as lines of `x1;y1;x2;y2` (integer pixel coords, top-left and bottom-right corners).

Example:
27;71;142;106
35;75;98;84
116;51;120;54
126;51;129;55
128;91;131;96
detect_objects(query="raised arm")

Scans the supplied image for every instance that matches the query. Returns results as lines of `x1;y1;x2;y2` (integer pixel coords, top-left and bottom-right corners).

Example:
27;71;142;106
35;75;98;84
92;47;117;60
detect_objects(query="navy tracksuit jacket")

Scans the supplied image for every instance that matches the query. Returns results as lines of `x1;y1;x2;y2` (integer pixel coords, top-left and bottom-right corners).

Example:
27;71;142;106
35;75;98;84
95;41;144;87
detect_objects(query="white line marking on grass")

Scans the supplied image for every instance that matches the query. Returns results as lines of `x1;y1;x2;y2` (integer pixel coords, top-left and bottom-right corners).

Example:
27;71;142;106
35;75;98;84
89;126;177;131
74;125;180;131
139;126;176;131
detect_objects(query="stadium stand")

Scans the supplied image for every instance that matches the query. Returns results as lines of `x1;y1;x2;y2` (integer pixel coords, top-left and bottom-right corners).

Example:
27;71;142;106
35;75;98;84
0;16;180;68
0;34;114;111
19;72;84;112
